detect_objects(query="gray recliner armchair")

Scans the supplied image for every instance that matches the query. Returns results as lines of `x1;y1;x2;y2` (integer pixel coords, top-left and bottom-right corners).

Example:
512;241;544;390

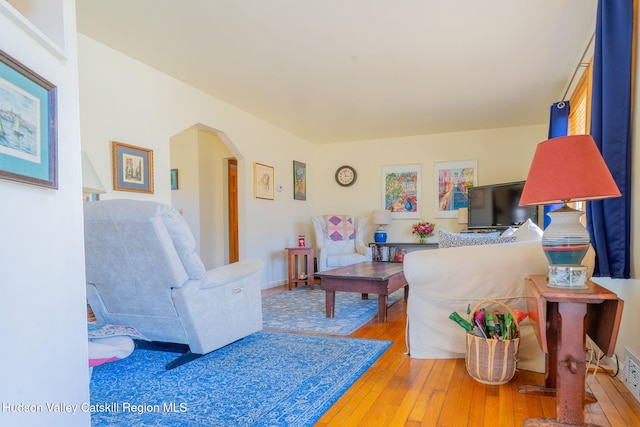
84;199;264;369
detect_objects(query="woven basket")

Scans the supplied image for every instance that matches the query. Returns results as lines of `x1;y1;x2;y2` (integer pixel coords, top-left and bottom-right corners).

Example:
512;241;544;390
465;299;520;385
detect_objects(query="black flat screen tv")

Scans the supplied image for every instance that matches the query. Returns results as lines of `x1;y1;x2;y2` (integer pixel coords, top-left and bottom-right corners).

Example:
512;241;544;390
467;181;538;230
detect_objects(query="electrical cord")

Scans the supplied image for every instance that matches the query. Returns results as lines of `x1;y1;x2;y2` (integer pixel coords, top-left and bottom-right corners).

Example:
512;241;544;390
609;353;620;377
584;340;620;384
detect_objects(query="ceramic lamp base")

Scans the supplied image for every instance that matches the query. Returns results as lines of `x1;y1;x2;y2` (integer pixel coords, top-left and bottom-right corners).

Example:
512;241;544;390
542;205;590;265
548;265;588;289
374;230;387;243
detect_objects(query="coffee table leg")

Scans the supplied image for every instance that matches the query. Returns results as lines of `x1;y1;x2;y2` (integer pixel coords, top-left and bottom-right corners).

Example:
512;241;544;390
325;290;336;318
378;294;388;322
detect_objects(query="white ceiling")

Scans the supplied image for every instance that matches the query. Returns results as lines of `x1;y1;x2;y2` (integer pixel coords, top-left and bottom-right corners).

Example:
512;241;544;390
75;0;597;144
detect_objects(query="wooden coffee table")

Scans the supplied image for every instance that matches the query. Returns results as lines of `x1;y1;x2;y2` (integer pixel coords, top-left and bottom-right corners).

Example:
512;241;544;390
315;262;408;322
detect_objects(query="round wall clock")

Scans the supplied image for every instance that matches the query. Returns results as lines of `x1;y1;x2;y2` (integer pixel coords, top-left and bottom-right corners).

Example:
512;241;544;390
335;165;357;187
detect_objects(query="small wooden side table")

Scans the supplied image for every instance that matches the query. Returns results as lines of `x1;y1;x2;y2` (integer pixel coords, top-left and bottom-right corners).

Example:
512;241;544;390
520;274;624;427
286;247;314;291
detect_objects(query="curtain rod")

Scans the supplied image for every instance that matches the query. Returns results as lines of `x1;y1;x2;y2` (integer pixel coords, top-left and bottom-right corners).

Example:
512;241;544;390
560;33;595;102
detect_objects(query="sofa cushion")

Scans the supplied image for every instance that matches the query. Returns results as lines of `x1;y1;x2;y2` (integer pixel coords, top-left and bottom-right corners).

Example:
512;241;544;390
438;229;516;248
326;252;369;268
324;215;355;241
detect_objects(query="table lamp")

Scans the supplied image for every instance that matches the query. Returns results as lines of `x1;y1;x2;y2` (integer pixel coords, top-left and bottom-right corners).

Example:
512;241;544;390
457;207;468;226
372;209;392;243
82;152;106;201
519;135;621;288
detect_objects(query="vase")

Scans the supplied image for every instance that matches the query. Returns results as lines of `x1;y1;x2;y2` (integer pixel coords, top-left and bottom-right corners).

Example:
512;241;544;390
418;237;427;244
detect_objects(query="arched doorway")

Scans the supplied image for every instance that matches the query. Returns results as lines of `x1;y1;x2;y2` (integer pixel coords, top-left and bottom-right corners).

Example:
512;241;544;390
169;125;240;268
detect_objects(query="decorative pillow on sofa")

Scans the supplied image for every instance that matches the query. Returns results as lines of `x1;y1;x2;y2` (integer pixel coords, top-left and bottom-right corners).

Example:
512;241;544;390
437;229;516;248
501;227;516;238
512;218;544;242
460;231;500;239
324;215;355;241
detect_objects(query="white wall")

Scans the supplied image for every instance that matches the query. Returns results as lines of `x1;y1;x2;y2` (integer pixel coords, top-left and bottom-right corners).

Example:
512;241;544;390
77;34;318;289
0;1;90;426
311;125;547;244
169;127;201;251
77;33;549;286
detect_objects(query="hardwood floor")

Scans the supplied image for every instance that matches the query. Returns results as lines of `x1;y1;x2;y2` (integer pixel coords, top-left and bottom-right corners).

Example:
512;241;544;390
263;285;640;426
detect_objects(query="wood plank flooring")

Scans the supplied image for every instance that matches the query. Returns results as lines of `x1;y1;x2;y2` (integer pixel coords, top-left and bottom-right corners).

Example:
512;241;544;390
263;285;640;426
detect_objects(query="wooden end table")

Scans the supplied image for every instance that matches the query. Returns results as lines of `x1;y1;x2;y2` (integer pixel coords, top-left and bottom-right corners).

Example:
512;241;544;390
519;274;623;427
315;262;407;322
286;247;314;291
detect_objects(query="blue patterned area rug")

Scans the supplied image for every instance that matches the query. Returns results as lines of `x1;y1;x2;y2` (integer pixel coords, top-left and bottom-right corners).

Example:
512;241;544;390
90;331;391;427
262;285;404;335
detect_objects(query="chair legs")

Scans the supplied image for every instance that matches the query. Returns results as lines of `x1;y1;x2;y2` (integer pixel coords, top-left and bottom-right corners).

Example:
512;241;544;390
133;340;204;370
164;351;204;370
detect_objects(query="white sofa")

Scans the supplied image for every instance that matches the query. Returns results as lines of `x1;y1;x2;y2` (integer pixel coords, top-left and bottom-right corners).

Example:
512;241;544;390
403;229;595;373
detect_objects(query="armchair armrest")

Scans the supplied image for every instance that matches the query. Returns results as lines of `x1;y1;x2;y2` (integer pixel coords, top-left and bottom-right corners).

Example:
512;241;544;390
356;243;373;260
199;259;264;290
311;217;326;249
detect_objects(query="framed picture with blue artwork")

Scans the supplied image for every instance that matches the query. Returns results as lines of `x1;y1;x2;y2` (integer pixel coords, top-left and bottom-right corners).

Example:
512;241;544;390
435;159;477;218
112;141;154;193
382;164;421;219
0;49;57;189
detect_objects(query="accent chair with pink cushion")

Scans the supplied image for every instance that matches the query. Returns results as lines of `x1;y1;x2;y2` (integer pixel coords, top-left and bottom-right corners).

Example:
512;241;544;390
311;215;372;272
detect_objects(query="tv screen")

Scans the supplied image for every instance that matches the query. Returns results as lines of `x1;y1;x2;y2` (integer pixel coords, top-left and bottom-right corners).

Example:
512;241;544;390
467;181;538;230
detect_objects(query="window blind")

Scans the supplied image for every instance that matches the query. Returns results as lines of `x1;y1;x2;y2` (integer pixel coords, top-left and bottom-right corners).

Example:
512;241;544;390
566;59;593;223
568;60;593;136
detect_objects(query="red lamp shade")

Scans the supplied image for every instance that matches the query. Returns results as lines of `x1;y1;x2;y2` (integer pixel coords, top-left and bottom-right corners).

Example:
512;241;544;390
519;135;621;206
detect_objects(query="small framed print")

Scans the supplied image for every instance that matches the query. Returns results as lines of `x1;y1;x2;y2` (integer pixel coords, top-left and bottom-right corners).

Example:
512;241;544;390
0;49;58;189
293;160;306;201
254;162;274;200
112;141;154;193
170;169;178;190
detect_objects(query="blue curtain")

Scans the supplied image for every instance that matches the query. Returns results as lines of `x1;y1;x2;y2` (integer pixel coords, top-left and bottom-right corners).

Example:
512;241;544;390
543;102;569;229
586;0;634;278
548;101;569;139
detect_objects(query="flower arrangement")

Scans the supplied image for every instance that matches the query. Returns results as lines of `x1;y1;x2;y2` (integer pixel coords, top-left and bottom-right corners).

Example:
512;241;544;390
412;220;435;242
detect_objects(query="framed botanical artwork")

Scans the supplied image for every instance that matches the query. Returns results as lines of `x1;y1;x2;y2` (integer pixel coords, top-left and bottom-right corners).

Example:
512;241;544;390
435;160;477;218
382;164;421;219
293;160;306;201
112;141;154;193
170;169;179;190
0;49;58;189
254;162;274;200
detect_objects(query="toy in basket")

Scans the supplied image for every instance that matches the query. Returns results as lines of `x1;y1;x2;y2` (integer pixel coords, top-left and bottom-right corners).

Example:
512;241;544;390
449;299;527;385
